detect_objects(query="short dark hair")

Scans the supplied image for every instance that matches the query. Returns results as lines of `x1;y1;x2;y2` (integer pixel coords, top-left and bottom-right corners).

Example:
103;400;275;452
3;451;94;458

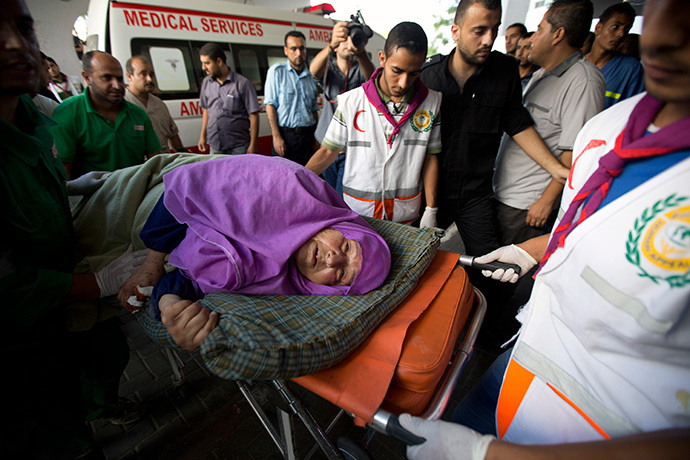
284;30;306;45
43;54;56;65
546;0;594;49
82;50;100;73
598;2;636;26
384;21;428;58
454;0;502;25
520;31;534;41
199;42;226;64
507;23;528;36
125;55;151;74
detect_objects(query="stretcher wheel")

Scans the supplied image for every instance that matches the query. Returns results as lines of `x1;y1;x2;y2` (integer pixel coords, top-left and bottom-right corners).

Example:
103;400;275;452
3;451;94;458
336;437;373;460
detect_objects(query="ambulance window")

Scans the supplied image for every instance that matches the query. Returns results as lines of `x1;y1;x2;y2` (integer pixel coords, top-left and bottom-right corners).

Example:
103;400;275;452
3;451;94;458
131;39;199;99
235;47;262;93
266;47;285;69
150;47;190;91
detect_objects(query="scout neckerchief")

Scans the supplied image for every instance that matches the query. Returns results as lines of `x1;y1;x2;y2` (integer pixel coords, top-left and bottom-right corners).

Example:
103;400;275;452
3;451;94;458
538;94;690;273
362;66;429;148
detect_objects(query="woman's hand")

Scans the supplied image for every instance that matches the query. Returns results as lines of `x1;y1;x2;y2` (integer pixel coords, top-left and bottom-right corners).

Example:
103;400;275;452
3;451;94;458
159;295;219;351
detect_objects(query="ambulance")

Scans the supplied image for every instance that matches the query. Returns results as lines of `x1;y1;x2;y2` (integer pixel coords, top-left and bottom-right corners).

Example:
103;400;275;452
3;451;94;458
85;0;385;153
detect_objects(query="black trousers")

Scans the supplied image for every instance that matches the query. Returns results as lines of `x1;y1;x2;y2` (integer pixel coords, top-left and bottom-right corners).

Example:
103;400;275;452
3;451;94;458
274;125;316;166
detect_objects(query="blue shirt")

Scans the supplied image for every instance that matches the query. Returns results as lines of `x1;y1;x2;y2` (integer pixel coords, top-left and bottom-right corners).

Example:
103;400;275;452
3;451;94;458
601;53;645;110
264;60;318;128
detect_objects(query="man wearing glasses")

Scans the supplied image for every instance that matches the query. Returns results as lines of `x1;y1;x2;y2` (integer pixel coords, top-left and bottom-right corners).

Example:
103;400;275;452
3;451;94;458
265;31;319;166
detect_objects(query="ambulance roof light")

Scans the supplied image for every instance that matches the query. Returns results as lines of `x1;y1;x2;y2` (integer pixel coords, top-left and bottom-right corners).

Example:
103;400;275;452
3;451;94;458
294;4;336;15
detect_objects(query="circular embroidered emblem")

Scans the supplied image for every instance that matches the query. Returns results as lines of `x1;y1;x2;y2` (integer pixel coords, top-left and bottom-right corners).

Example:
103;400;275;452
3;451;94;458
626;194;690;287
411;109;433;133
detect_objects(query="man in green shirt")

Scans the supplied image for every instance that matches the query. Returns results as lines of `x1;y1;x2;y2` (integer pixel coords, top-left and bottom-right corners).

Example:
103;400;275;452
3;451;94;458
51;50;161;179
1;2;145;457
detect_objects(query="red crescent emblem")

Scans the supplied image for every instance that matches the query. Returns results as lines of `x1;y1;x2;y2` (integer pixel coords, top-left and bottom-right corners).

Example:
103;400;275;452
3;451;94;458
353;110;366;133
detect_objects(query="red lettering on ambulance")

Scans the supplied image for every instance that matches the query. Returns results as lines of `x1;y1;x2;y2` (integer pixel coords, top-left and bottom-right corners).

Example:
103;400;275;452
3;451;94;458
256;23;263;36
167;14;178;29
200;17;209;32
248;23;256;35
139;11;151;27
150;12;161;28
211;18;220;33
218;19;228;34
227;21;236;34
240;22;248;35
189;16;198;31
180;100;202;117
123;10;139;27
179;15;190;31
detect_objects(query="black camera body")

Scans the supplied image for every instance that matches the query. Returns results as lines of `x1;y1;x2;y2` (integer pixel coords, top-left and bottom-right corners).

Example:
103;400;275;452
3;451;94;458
347;11;373;49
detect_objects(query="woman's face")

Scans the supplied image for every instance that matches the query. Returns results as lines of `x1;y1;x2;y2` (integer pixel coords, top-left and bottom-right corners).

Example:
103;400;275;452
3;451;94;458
294;229;362;286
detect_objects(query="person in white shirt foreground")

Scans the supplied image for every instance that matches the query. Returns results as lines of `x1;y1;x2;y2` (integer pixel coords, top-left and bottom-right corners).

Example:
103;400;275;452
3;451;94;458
399;0;690;458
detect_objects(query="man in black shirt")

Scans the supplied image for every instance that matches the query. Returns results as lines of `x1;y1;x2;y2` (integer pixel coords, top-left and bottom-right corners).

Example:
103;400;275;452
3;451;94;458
420;0;568;259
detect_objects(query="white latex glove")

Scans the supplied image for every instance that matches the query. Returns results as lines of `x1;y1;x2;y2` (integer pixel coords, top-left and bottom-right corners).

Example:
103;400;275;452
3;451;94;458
94;247;148;298
66;171;108;196
419;207;438;229
475;244;538;283
399;413;495;460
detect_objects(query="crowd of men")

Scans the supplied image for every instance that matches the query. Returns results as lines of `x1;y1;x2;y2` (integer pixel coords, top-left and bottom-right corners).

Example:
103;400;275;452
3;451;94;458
3;0;688;458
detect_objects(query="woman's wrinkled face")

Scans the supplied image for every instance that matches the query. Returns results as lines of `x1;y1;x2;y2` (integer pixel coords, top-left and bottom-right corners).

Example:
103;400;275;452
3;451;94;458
294;229;362;286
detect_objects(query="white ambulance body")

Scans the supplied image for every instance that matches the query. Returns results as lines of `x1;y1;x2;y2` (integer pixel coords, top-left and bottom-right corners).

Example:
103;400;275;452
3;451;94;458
85;0;385;154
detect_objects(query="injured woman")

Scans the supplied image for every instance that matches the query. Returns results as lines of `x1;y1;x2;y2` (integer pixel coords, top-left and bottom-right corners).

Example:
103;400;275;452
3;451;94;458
124;154;391;349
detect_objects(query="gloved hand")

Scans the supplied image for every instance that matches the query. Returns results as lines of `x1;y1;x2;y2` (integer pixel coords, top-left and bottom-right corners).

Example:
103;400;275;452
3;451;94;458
94;247;148;298
419;207;438;229
399;413;495;460
66;171;108;196
475;244;538;283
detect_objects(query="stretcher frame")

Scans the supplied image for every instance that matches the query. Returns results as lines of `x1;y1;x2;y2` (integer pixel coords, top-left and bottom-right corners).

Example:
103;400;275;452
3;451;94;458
231;285;487;460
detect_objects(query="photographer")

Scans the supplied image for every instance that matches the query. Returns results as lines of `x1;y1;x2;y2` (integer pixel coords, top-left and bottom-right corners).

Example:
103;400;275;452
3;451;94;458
310;19;374;195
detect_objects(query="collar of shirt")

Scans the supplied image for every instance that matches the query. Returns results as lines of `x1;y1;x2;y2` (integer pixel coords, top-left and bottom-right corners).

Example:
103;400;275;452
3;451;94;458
84;86;130;124
208;69;237;86
285;60;310;79
373;72;416;106
4;95;56;166
527;51;583;95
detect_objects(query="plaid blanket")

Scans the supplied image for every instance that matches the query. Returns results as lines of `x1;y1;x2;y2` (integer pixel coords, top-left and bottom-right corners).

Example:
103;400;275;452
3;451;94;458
138;218;441;380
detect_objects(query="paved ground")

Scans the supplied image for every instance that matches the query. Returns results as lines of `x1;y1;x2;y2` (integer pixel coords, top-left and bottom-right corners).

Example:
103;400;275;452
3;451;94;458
90;304;509;460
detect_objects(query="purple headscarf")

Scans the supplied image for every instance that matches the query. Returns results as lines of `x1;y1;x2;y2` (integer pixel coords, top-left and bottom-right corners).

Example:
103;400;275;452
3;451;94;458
163;155;391;296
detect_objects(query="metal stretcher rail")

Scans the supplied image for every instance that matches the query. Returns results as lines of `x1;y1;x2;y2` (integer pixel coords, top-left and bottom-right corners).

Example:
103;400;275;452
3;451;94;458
237;287;487;460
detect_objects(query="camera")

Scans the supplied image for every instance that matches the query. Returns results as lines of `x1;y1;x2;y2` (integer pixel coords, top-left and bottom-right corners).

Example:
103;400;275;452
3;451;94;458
348;11;373;49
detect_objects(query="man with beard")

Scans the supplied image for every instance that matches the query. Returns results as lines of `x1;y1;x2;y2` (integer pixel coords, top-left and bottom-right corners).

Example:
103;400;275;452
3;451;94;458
265;30;319;166
125;55;186;154
586;2;645;109
197;42;260;155
51;50;161;179
419;0;568;297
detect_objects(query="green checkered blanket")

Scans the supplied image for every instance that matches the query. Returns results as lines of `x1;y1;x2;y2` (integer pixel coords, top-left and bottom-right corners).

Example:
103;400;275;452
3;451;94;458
138;218;441;380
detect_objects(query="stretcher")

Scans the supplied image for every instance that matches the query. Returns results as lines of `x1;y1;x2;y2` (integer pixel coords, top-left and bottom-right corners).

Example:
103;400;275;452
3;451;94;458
156;250;485;459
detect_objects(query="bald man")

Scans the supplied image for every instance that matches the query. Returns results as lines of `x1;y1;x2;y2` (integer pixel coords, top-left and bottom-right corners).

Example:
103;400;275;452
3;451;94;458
51;50;161;178
125;55;186;154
